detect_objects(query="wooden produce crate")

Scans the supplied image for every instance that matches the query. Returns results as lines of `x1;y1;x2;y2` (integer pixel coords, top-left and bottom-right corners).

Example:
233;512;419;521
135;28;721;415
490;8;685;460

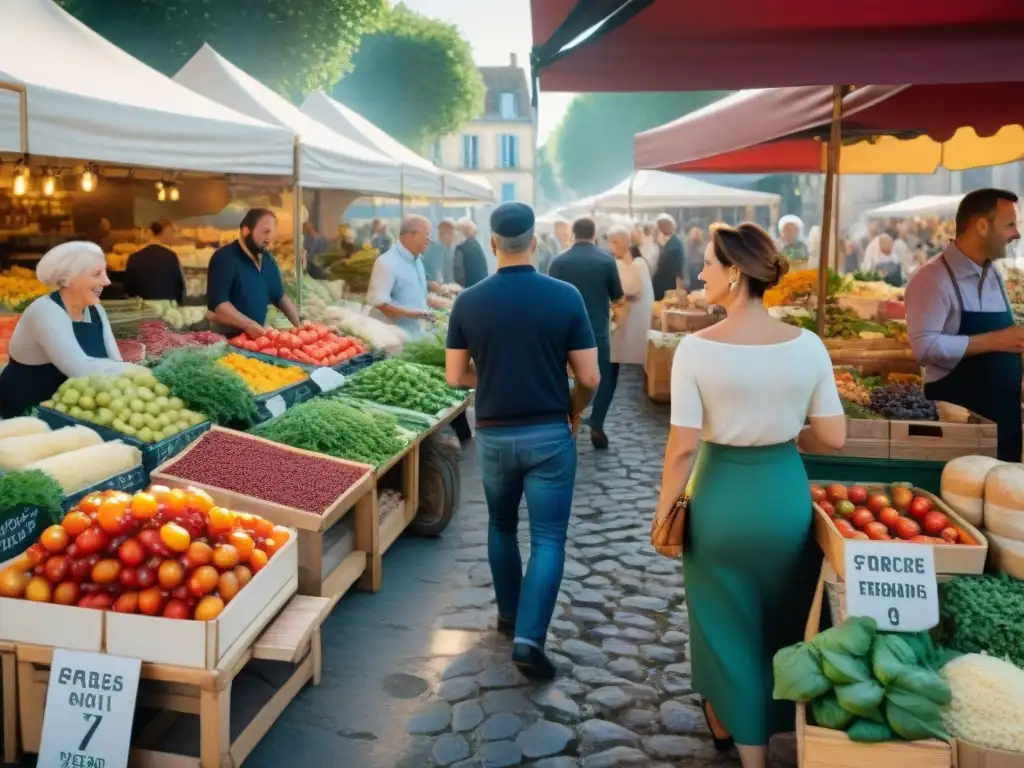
796;562;952;768
826;337;917;371
811;483;988;581
661;308;719;333
0;532;297;669
835;417;890;458
13;594;331;768
152;427;376;604
889;415;997;461
1;640;15;765
645;338;676;403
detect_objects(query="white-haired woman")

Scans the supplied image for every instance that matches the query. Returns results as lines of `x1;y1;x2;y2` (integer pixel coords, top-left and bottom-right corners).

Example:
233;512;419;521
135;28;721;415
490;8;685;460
0;241;143;417
609;224;654;371
776;215;808;262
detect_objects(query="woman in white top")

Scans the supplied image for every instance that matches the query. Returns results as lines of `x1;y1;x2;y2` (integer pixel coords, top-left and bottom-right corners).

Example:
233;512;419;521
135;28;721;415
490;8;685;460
609;224;654;369
0;241;143;417
651;223;845;768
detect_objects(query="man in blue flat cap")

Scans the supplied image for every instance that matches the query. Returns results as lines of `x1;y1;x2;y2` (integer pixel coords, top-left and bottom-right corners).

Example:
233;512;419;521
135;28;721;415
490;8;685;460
445;201;600;679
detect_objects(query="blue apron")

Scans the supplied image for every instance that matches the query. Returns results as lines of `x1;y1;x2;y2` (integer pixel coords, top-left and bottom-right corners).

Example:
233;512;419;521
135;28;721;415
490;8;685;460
0;292;111;418
923;256;1023;462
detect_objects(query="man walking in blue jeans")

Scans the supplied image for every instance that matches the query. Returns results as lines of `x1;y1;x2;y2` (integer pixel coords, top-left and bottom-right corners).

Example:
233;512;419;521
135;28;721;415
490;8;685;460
445;202;600;678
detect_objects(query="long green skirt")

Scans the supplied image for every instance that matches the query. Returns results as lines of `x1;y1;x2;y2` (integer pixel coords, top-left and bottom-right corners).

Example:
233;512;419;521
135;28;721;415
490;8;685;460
683;440;820;746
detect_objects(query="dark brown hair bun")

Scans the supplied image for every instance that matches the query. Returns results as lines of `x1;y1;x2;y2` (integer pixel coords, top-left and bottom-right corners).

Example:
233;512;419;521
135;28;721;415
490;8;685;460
710;222;788;298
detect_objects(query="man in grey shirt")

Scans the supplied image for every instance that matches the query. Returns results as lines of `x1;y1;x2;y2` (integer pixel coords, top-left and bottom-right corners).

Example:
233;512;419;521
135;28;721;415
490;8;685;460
904;188;1022;461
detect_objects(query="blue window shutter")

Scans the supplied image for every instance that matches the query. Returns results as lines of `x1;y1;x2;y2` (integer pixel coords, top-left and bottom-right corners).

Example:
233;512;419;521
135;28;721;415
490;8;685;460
501;182;516;202
509;136;517;169
472;136;478;169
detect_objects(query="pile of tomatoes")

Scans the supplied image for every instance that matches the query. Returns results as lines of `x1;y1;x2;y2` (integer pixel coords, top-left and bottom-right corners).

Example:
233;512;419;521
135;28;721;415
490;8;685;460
0;485;290;621
230;322;368;368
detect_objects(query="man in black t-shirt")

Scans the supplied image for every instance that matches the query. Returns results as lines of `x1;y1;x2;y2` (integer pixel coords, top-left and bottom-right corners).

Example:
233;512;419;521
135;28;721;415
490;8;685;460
446;202;600;680
124;218;185;303
651;213;686;300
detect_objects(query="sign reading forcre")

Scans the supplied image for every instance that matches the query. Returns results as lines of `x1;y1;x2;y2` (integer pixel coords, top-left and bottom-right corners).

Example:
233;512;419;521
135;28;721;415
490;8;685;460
844;540;939;633
38;649;141;768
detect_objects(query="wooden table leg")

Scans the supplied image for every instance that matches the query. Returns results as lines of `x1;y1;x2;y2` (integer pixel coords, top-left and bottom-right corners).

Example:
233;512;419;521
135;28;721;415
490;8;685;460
2;651;18;764
311;629;322;686
199;684;232;768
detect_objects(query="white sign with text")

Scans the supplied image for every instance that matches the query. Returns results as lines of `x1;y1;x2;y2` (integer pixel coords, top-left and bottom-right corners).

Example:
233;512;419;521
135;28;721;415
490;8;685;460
265;394;287;418
310;367;346;392
844;540;939;633
38;649;141;768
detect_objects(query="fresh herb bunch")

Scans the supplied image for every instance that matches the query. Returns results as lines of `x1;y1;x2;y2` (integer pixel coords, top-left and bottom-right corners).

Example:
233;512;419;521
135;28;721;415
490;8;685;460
340;359;466;415
250;398;405;467
937;574;1024;667
0;469;63;523
399;332;446;368
152;346;258;428
327;394;434;433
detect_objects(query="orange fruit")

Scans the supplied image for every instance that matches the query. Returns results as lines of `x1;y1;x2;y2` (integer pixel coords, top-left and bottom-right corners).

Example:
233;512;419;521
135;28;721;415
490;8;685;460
194;595;225;621
207;506;235;533
78;494;104;513
228;531;254;562
25;576;53;603
212;545;239;571
185;488;214;514
61;511;92;537
165;489;187;515
130;492;159;519
249;549;269;573
40;525;70;553
270;526;291;544
97;498;128;534
160;522;191;553
0;568;30;598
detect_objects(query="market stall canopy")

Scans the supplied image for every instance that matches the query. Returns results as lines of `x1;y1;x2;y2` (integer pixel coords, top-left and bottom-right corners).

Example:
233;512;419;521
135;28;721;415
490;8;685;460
634;84;1024;174
301;91;493;204
0;0;294;175
866;195;965;219
588;171;779;211
530;0;1024;92
174;45;401;194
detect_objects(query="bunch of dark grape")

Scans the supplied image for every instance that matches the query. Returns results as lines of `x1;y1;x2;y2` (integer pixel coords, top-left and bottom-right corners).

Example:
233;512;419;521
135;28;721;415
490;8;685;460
868;382;938;420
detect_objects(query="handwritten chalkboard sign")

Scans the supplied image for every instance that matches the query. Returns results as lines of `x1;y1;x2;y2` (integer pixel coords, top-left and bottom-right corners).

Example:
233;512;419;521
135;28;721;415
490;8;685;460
0;505;53;568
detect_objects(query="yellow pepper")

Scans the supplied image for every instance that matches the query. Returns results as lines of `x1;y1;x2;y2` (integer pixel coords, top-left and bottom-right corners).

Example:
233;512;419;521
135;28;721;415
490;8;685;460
216;353;307;395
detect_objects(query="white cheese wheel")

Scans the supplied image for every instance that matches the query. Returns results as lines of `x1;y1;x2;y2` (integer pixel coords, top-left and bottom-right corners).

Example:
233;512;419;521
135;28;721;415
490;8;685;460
986;531;1024;579
942;455;1004;528
983;464;1024;541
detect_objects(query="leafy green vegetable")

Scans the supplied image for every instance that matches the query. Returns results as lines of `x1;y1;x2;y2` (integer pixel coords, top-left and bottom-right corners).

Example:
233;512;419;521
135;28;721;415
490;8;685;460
937;574;1024;668
250;398;405;467
885;689;949;741
153;347;257;428
399;332;446;368
871;634;918;686
889;667;951;707
847;717;895;743
0;470;63;524
810;692;855;730
772;642;832;702
834;680;885;721
340;359;466;415
821;650;872;684
811;616;877;656
327;394;434;433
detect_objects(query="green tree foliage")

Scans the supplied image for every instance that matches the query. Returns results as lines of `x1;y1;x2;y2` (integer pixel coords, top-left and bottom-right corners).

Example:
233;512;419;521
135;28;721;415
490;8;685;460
548;91;731;196
330;4;485;152
58;0;385;99
535;145;563;209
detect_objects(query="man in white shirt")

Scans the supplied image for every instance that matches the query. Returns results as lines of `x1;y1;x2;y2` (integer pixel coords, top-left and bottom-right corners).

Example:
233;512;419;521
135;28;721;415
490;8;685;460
366;215;433;337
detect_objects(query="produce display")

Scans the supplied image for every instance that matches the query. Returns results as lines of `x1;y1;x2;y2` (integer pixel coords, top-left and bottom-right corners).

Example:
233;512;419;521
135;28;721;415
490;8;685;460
940;455;1004;529
216;352;308;395
399;331;445;368
0;486;289;620
27;441;142;495
0;265;47;310
0;425;101;470
869;382;938;421
812;483;979;545
158;429;370;514
838;278;904;301
136;321;225;357
229;322;369;367
42;371;208;443
328;394;435;434
249;398;407;467
936;574;1024;668
340;359;466;416
941;654;1024;752
319;245;378;293
0;469;64;523
784;303;908;341
317;304;408;350
152;346;258;428
774;616;954;742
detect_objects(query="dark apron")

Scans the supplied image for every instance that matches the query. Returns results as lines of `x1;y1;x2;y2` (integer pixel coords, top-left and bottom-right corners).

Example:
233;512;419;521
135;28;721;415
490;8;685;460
0;292;111;418
923;256;1023;462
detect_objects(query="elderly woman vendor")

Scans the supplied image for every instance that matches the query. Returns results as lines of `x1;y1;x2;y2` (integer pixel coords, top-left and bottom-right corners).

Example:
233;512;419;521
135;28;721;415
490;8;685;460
0;241;144;417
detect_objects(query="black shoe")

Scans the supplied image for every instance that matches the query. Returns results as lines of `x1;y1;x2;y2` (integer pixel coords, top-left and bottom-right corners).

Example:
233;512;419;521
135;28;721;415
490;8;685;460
497;616;515;638
701;698;735;753
512;642;556;680
590;427;609;450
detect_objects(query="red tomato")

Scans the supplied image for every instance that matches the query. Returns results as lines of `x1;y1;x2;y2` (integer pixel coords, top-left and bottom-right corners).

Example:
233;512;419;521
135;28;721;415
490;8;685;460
921;510;949;536
851;509;875;530
263;347;278;357
254;336;270;349
75;527;109;556
940;526;960;543
832;518;855;537
865;521;892;540
877;507;900;530
163;599;191;620
893;517;921;540
118;538;145;567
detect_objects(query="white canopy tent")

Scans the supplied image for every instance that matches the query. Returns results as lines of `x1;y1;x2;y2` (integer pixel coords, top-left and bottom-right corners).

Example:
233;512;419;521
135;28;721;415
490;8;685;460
590;170;781;211
301;91;493;203
174;45;400;194
0;0;294;176
866;194;964;219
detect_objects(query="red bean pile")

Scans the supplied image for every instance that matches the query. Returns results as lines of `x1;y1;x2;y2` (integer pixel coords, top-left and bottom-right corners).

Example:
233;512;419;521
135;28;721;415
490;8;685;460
164;430;369;514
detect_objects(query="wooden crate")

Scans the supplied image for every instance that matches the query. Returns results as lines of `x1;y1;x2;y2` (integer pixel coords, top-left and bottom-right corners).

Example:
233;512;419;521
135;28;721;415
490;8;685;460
796;562;952;768
889;415;998;461
645;339;675;403
152;427;377;603
811;484;988;580
13;594;331;768
1;640;15;765
833;417;890;458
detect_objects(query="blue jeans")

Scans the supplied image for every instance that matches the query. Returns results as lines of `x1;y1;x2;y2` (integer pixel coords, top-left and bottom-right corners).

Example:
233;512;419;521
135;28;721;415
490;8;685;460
476;421;577;647
588;335;615;431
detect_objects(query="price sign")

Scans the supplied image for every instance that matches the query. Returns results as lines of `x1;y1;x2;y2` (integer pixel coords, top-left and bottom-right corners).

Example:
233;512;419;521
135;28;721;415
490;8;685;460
38;649;141;768
844;540;939;632
310;367;346;392
265;395;287;418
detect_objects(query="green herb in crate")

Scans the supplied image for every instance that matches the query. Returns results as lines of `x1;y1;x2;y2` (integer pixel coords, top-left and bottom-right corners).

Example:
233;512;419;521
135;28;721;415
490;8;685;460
327;394;435;433
153;347;258;428
399;332;446;368
340;359;465;415
249;398;405;467
0;469;63;523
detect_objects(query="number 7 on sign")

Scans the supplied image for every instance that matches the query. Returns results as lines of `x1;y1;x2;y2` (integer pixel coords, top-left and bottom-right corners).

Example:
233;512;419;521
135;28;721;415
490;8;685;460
80;713;103;751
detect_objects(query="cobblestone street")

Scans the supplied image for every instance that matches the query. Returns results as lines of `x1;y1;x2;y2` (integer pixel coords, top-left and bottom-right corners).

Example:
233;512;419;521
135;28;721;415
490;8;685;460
245;367;793;767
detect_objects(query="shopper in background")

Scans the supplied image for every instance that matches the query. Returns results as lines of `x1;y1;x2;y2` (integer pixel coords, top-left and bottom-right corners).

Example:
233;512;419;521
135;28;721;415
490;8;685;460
650;213;686;300
124;218;185;302
370;217;393;252
0;242;145;417
422;217;457;286
549;217;624;449
453;218;489;288
366;214;434;338
775;215;808;262
302;222;329;279
685;224;706;290
652;222;844;768
636;221;660;274
445;202;599;679
610;224;654;375
207;208;301;338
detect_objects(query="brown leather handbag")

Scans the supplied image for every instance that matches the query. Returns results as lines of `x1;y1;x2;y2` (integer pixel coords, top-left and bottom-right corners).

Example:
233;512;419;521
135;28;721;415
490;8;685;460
650;496;688;558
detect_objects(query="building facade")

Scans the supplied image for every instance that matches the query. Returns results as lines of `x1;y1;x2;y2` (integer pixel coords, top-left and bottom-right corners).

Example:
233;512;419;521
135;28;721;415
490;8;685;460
432;54;536;207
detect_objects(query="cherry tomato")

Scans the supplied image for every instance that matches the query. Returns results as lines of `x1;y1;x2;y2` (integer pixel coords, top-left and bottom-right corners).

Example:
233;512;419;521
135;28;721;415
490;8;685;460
160;522;191;553
194;595;225;621
163;599;191;620
187;565;219;597
44;555;69;583
91;559;122;585
186;541;213;567
212;545;239;571
97;498;129;534
78;494;104;514
119;567;140;589
61;511;92;537
53;581;80;605
218;571;240;602
24;543;47;566
138;587;165;616
184;488;215;514
40;525;70;553
118;538;145;567
233;565;253;588
228;531;254;562
113;591;139;614
25;576;53;602
249;549;269;573
130;492;159;520
136;565;156;589
74;528;109;557
158;560;184;589
0;568;30;598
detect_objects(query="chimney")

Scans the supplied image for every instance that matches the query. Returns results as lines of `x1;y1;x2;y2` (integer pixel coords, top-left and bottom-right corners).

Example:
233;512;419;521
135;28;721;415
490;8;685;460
510;52;517;68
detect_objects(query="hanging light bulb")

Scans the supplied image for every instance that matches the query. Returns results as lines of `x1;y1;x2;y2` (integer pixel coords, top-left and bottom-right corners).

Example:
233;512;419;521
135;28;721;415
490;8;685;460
169;185;180;202
157;187;167;202
12;173;27;196
42;173;56;197
80;167;96;192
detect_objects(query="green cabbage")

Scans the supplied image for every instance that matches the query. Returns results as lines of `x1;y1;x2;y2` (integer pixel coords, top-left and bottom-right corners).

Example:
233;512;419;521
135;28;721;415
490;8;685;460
811;616;877;657
847;717;895;743
821;650;872;684
772;642;832;702
871;634;917;686
811;692;855;730
835;680;885;721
